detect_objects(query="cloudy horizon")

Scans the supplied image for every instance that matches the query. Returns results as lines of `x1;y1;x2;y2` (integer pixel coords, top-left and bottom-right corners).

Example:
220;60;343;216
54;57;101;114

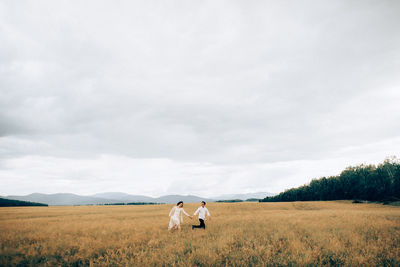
1;1;400;197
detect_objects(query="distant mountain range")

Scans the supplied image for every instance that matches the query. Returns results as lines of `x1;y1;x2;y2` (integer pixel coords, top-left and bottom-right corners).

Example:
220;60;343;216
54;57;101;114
212;192;274;200
3;192;275;206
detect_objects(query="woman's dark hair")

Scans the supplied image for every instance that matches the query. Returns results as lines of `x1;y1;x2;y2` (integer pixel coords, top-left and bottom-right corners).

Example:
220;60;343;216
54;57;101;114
201;201;206;205
177;201;183;206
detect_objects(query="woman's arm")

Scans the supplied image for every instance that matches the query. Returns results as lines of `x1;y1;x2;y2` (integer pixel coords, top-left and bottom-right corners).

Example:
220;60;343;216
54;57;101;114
169;206;175;217
182;208;190;216
182;209;193;219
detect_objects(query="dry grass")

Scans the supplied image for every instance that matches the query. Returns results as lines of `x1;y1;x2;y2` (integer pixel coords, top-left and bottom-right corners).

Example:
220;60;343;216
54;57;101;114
1;201;400;266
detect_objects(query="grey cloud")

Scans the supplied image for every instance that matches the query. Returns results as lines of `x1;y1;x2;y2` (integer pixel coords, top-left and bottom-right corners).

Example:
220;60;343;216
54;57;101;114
1;0;400;195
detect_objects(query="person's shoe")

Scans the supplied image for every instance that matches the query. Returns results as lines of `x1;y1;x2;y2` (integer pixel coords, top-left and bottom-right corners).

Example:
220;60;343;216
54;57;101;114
192;226;194;230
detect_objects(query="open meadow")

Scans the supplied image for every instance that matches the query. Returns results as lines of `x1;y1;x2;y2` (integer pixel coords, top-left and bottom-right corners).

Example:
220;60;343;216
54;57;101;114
1;201;400;266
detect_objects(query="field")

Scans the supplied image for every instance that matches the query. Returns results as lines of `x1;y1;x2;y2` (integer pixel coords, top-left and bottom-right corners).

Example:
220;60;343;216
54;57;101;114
1;201;400;266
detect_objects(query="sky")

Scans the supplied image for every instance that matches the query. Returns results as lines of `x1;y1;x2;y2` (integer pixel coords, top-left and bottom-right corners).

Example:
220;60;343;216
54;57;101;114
1;0;400;197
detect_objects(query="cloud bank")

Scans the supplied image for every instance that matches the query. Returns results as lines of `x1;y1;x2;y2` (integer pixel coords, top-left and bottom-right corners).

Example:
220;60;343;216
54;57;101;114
1;0;399;196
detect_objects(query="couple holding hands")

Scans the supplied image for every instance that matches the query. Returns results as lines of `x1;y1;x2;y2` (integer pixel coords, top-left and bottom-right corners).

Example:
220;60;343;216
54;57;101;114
168;201;211;231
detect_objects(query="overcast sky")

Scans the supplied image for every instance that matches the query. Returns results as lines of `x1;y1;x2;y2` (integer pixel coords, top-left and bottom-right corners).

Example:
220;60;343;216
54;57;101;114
1;0;399;197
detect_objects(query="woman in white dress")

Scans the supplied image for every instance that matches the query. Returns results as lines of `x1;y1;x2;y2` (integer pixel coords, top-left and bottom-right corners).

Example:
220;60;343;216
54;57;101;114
168;201;193;231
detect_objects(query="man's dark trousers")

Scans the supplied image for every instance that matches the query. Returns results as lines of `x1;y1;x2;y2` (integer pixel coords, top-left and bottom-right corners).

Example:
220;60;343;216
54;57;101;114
192;219;205;229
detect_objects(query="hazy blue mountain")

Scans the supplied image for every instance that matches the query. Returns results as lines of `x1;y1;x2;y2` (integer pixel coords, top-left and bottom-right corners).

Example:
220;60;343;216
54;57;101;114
91;192;155;202
212;192;275;200
5;193;212;205
6;193;120;206
5;192;274;206
154;195;213;204
91;193;211;204
91;193;213;204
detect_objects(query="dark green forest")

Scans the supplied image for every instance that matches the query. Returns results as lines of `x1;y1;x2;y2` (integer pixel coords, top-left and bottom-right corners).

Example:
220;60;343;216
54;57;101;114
0;197;48;207
261;157;400;202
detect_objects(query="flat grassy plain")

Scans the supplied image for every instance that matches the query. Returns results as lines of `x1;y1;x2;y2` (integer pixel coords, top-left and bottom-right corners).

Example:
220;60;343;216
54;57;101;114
1;201;399;266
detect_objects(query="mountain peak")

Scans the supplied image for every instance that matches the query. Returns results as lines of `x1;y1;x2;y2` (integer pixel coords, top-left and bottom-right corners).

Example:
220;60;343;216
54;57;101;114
4;191;275;205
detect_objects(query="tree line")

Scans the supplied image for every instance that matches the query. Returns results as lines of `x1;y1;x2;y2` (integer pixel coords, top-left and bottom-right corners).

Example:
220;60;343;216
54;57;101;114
0;197;48;207
261;157;400;202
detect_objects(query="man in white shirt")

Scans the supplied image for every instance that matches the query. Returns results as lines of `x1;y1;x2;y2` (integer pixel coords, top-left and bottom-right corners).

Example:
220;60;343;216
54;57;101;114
192;201;211;230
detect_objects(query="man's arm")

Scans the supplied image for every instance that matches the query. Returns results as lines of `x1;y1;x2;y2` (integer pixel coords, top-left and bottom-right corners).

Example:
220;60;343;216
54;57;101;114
194;207;200;215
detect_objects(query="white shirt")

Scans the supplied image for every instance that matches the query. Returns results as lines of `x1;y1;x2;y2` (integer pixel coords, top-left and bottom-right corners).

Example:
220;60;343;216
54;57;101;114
194;206;210;220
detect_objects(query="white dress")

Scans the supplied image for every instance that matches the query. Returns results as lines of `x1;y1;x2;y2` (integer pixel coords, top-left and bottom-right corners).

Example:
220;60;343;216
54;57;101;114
168;206;189;230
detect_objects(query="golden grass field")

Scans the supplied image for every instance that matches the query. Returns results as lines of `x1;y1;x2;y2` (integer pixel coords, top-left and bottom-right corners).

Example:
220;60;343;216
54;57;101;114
1;201;400;266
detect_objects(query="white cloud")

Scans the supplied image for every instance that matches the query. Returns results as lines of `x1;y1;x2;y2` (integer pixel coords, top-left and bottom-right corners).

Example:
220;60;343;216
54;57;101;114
0;0;399;196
